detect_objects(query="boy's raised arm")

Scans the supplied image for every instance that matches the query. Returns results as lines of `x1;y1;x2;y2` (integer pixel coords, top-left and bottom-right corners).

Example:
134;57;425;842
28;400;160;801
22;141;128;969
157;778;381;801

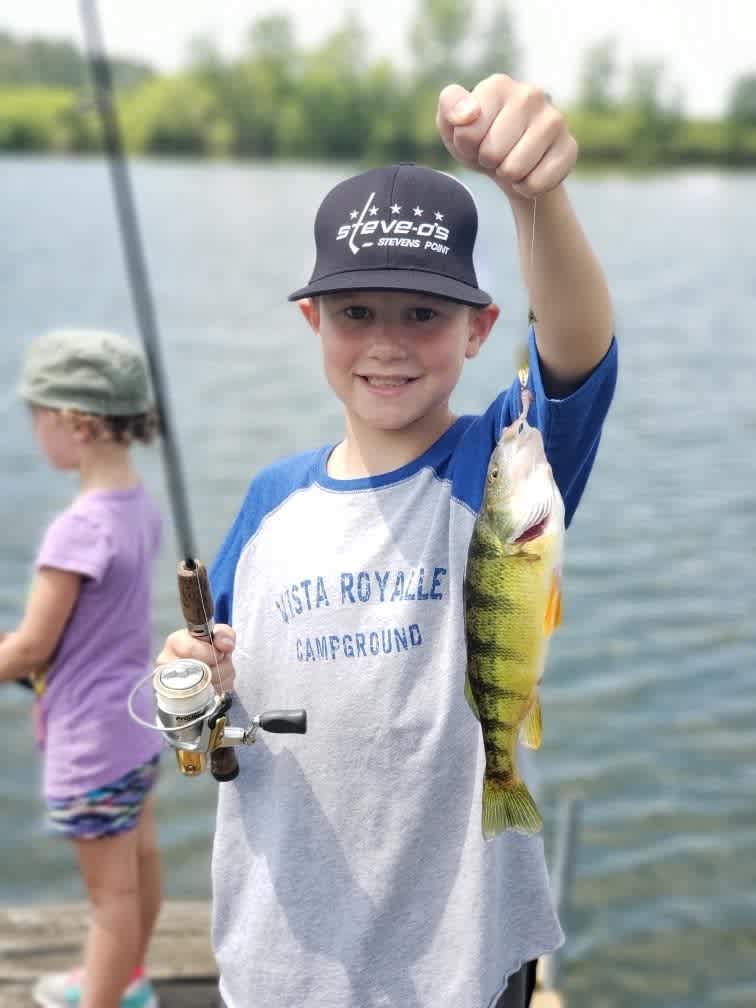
437;73;614;397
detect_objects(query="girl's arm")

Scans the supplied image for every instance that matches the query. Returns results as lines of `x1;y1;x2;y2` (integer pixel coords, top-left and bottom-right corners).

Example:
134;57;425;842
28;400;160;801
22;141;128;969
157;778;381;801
0;568;81;682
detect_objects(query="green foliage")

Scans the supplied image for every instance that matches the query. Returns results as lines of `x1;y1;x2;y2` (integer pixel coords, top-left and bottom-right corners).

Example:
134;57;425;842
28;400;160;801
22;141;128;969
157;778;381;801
566;110;629;163
727;73;756;127
119;75;232;156
672;119;729;163
577;38;618;114
0;87;95;151
410;0;475;88
0;30;153;90
0;10;754;167
473;3;520;82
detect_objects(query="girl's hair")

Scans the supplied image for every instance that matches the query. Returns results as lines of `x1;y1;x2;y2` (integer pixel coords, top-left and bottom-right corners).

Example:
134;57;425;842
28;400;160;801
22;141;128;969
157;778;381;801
60;407;161;445
104;408;161;445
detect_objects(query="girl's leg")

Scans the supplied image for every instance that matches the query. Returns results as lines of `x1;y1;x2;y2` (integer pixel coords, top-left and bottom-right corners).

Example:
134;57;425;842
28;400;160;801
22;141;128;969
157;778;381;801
74;827;142;1008
134;794;162;969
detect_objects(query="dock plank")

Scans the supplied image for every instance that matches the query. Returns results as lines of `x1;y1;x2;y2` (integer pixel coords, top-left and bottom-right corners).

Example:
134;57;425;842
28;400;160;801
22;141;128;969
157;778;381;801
2;901;566;1006
0;901;218;1006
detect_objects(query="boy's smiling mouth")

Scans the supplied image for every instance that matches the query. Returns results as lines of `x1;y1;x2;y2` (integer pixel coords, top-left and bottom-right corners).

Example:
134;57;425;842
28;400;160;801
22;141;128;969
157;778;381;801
359;375;419;388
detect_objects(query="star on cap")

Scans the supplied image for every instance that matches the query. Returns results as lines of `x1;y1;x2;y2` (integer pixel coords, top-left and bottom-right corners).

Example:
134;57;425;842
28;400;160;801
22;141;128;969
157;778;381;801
349;210;358;220
434;211;444;221
390;204;402;214
369;205;379;216
413;206;423;217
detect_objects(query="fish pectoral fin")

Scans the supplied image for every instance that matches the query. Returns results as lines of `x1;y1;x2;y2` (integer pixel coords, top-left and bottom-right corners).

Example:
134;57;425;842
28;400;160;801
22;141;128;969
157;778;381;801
543;572;562;635
520;696;543;749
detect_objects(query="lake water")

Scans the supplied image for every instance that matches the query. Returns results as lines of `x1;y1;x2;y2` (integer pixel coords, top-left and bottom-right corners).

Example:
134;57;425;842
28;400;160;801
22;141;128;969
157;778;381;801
1;156;755;1007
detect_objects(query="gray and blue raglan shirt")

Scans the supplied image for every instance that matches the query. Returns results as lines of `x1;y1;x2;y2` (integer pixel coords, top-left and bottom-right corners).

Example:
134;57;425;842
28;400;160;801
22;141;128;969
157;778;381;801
209;332;617;1008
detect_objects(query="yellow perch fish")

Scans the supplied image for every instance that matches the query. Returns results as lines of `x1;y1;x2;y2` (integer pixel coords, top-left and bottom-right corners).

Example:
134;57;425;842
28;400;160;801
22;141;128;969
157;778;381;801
464;389;565;839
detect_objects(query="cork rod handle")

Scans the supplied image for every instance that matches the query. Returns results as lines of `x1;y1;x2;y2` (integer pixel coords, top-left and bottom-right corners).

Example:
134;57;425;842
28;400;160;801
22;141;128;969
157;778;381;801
177;559;214;629
176;559;239;783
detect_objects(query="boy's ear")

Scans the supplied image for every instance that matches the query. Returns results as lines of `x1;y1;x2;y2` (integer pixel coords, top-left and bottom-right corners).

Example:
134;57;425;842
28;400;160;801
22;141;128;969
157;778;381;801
465;304;500;359
298;298;320;332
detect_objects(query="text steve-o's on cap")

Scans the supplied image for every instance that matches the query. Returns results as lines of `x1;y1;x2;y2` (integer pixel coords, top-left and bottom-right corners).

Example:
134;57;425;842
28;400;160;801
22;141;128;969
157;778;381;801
288;163;492;306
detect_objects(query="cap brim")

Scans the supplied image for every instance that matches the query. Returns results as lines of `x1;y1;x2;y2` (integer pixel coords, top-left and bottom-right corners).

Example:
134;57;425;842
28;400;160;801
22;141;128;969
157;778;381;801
288;269;492;307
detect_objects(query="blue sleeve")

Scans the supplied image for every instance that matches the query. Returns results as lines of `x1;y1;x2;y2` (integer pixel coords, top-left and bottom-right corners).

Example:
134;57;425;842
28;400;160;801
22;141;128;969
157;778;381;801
209;494;250;626
209;449;324;625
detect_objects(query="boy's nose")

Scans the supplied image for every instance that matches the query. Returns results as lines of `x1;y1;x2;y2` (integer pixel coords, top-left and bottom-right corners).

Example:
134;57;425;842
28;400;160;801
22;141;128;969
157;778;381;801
367;325;409;360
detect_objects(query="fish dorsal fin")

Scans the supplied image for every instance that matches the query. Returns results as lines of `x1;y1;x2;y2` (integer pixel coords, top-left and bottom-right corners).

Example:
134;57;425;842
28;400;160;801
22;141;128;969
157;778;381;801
544;572;562;635
520;696;543;750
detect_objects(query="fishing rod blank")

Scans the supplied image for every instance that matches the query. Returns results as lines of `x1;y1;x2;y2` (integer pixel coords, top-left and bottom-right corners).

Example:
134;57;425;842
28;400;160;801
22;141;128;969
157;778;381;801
78;2;307;782
79;0;196;566
78;0;237;779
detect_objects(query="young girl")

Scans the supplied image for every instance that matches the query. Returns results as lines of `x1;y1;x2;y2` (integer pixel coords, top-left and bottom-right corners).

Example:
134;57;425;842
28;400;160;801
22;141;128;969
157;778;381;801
0;329;165;1008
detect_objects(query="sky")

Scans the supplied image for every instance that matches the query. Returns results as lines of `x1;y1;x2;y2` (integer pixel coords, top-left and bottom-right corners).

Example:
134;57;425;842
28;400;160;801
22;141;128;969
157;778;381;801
3;0;755;117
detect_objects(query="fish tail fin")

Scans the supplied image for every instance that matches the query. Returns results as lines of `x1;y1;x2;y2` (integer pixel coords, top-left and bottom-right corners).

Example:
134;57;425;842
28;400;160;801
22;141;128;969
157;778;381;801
482;777;543;839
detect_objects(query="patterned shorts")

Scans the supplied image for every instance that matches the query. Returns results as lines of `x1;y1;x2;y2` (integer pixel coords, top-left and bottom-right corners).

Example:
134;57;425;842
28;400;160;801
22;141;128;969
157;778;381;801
46;754;161;840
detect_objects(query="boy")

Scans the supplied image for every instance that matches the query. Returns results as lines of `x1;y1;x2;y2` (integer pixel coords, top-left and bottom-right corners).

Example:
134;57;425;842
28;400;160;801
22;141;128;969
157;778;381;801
158;74;616;1008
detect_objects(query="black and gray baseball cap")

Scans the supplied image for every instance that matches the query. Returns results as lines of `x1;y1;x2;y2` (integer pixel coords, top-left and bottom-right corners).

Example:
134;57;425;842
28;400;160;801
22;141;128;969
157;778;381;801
288;163;491;306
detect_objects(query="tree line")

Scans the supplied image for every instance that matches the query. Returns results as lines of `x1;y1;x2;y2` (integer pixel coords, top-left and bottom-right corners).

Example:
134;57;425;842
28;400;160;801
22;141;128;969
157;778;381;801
1;3;756;166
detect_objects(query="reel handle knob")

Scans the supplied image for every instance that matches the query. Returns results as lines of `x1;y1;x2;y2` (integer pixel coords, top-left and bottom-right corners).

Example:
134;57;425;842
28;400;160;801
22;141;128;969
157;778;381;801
210;747;240;782
259;710;308;734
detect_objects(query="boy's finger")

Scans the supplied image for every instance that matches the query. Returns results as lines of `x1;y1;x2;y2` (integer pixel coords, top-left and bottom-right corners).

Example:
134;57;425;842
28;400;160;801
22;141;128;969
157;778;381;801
509;132;578;197
157;629;231;667
439;84;481;126
437;84;480;151
439;78;516;168
211;624;236;652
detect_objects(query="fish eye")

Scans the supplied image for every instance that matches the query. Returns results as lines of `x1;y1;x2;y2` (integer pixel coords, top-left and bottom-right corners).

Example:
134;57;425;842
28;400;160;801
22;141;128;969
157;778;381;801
488;465;499;483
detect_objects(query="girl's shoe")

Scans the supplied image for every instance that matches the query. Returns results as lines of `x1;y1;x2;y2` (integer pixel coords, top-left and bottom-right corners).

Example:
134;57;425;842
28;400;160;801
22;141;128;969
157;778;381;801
32;968;159;1008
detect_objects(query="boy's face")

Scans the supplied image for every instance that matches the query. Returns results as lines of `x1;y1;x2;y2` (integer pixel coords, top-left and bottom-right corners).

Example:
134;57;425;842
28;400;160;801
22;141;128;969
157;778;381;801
299;291;499;437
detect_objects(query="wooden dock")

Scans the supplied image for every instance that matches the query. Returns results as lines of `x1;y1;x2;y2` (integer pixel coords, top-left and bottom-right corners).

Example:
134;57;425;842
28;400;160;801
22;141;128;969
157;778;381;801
0;901;565;1007
0;902;217;1007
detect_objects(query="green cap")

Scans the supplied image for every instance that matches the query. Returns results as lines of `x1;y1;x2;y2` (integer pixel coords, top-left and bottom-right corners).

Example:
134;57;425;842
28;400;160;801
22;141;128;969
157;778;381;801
18;329;152;416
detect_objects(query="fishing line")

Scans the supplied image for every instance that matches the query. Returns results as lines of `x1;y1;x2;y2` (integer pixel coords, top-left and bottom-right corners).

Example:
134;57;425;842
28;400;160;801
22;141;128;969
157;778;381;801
530;196;537;278
519;197;537;405
195;565;224;694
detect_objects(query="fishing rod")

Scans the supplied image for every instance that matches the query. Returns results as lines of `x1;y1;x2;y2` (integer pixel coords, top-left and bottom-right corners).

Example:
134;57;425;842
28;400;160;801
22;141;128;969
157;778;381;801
79;0;306;781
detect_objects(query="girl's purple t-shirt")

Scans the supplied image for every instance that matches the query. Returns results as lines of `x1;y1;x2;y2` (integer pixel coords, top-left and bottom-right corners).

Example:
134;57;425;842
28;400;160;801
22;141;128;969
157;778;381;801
35;485;164;799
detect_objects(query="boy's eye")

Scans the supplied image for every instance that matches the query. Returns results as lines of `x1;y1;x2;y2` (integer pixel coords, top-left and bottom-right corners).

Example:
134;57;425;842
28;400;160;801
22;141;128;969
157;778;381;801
344;306;371;320
409;307;436;322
